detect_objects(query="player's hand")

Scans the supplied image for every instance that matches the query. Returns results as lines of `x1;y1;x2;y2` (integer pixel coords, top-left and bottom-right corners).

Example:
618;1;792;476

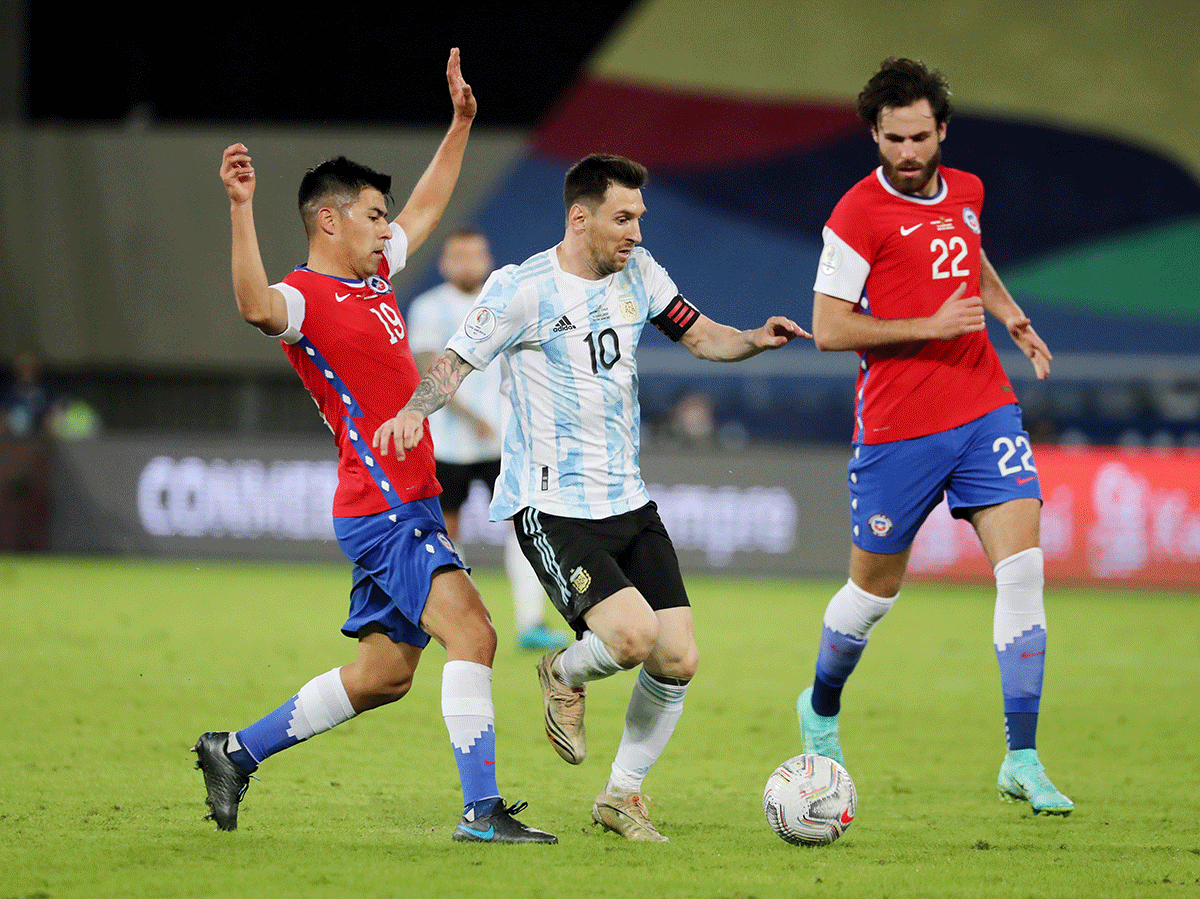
373;410;427;461
446;48;476;123
755;316;812;349
220;143;256;204
928;282;985;340
1007;317;1052;380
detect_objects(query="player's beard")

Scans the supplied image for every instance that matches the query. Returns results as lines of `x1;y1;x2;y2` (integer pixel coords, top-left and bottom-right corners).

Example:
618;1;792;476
587;241;633;277
881;145;941;196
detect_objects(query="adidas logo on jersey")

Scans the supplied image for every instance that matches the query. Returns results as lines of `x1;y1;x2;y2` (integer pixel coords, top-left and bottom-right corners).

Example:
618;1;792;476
552;315;576;333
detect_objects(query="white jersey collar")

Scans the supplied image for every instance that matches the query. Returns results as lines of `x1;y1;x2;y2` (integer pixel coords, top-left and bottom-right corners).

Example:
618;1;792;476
551;243;618;287
874;166;948;205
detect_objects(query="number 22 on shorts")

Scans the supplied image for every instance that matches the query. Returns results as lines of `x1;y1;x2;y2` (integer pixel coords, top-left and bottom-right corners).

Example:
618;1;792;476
993;435;1036;481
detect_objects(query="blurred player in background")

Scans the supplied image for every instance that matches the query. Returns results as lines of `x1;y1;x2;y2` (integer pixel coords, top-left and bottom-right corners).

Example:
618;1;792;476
374;153;808;840
195;50;555;844
797;57;1072;815
406;228;570;652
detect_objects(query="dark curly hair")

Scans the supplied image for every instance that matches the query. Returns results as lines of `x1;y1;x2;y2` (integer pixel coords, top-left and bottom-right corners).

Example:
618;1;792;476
857;58;953;128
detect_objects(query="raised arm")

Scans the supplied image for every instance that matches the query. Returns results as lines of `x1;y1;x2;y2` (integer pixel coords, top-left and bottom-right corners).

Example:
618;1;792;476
219;143;289;336
811;282;984;352
979;249;1052;380
372;349;477;459
680;313;809;362
392;48;477;257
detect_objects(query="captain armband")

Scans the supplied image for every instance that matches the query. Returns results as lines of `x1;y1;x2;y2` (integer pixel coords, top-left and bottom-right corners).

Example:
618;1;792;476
650;295;700;342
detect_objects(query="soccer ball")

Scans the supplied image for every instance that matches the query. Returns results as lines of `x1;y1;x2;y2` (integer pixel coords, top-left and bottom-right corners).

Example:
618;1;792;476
762;753;857;845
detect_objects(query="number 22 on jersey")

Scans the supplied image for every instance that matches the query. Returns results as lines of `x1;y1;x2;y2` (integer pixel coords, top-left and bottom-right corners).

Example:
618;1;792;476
931;236;970;280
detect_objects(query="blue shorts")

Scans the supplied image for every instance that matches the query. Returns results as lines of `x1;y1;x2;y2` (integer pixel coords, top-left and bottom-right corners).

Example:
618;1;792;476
848;404;1042;554
333;496;467;648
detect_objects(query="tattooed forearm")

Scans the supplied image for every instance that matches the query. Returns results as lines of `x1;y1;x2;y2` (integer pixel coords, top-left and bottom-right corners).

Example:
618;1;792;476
402;350;473;417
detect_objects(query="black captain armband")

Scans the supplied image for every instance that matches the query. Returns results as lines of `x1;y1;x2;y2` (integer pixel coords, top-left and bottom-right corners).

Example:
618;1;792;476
650;295;700;342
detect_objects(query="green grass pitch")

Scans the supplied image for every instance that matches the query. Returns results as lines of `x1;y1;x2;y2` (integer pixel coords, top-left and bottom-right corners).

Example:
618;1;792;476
1;556;1197;898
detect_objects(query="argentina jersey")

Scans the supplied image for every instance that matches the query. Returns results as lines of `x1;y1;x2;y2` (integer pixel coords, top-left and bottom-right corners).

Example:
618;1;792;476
447;245;679;521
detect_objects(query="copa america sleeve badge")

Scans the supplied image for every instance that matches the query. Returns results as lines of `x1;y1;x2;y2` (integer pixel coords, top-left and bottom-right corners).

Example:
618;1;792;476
464;307;496;340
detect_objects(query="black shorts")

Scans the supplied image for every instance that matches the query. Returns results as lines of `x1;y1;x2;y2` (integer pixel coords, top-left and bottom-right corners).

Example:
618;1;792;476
512;501;690;637
435;458;502;512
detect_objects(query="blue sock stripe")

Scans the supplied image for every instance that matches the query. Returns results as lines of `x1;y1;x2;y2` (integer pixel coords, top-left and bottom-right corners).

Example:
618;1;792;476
452;724;499;808
1004;711;1039;751
995;624;1046;709
236;695;303;764
815;626;868;688
466;797;502;820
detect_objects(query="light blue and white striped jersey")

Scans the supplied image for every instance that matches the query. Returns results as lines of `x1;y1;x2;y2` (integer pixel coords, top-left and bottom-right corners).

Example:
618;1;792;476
407;281;503;464
446;245;679;521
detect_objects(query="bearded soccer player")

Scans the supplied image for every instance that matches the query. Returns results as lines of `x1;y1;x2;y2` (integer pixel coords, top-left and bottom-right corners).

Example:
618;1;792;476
797;57;1072;815
193;50;555;844
375;153;808;840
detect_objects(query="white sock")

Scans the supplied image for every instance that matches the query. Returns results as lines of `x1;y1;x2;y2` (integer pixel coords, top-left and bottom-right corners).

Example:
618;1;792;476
609;668;689;794
993;548;1046;647
440;660;496;752
288;667;357;741
505;529;546;633
557;630;625;687
824;578;897;639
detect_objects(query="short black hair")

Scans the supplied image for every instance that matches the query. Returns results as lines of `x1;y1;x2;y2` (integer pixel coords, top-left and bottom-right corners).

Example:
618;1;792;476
857;58;953;128
297;157;393;237
563;153;648;211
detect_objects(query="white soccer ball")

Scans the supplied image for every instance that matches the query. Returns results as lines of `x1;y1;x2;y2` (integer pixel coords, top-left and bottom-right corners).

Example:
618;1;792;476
762;753;857;846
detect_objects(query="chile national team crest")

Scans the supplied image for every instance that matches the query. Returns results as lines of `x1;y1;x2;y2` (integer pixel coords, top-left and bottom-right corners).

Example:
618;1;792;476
868;513;893;537
367;275;393;294
962;207;981;234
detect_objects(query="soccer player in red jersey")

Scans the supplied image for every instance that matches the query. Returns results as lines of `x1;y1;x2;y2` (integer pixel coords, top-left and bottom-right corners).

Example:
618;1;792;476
192;50;555;843
797;58;1072;815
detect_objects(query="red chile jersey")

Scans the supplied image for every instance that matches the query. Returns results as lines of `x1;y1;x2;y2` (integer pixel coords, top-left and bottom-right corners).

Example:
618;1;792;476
813;166;1016;445
271;222;440;517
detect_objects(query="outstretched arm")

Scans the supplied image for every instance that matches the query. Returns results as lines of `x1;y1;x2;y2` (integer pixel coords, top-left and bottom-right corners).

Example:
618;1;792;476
680;313;810;362
392;48;477;256
979;249;1051;380
219;143;288;336
413;348;495;440
372;349;477;459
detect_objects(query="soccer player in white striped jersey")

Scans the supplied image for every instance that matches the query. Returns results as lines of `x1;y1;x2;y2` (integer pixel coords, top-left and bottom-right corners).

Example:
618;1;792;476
375;153;809;841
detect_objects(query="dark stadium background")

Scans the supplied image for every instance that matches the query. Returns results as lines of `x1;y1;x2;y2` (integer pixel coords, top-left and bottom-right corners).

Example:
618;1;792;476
8;1;1198;450
21;4;638;126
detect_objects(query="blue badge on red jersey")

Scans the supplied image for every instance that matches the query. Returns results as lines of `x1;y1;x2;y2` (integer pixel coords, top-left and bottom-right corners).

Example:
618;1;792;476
367;275;393;294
